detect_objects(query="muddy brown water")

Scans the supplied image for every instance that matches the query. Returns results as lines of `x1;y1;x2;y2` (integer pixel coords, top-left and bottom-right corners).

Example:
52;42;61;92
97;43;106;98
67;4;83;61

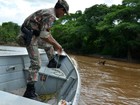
70;55;140;105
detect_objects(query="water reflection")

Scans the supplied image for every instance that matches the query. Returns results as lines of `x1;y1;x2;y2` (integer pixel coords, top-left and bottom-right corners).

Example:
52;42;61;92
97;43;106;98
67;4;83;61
70;55;140;105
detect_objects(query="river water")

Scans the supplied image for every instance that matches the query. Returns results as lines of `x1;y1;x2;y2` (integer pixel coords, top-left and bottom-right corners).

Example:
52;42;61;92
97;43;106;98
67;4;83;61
70;55;140;105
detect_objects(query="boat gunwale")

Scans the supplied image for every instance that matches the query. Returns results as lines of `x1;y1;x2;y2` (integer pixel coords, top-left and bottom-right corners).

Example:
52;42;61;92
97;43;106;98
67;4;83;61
66;53;81;105
0;46;45;57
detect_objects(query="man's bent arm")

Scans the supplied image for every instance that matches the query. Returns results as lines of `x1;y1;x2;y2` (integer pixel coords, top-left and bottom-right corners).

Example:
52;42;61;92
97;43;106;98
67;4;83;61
41;35;62;54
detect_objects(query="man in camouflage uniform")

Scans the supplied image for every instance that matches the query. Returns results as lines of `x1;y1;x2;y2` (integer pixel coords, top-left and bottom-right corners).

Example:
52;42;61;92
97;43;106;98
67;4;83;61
17;0;69;99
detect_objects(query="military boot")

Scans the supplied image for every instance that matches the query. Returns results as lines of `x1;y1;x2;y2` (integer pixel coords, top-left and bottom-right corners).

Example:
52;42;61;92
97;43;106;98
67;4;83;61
23;83;37;99
47;58;61;68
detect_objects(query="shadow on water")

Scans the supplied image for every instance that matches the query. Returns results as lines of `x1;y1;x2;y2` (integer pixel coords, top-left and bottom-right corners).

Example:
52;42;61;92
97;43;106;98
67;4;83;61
70;55;140;105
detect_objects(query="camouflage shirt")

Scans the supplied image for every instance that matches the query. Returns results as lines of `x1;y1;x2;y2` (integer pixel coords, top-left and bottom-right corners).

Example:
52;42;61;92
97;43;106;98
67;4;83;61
23;8;56;38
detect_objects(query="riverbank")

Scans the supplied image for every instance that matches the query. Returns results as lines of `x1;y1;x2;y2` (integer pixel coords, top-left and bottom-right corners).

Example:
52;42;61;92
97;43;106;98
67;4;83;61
0;42;18;46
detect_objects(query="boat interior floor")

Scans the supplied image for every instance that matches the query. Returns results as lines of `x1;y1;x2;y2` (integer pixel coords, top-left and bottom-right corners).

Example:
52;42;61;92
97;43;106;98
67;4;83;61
10;87;58;105
8;67;67;105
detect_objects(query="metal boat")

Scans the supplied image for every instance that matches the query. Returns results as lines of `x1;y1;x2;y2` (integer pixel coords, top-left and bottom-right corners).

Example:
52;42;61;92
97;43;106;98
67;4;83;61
0;46;81;105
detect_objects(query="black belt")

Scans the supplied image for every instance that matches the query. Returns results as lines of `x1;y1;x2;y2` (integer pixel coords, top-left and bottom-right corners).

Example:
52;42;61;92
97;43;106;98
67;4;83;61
21;25;40;37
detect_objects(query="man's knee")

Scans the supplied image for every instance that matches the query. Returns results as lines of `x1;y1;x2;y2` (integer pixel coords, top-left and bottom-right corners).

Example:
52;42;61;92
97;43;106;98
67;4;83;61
27;69;39;82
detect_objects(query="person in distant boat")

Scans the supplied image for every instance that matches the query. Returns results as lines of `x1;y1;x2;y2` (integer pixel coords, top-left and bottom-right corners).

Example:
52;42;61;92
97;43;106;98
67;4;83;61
17;0;69;99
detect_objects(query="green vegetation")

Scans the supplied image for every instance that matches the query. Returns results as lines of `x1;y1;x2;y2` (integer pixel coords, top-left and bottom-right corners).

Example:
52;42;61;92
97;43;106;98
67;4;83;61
0;0;140;60
0;21;20;44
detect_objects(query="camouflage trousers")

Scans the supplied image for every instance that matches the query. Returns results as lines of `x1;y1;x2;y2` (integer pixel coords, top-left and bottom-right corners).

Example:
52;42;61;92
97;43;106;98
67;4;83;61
17;31;54;82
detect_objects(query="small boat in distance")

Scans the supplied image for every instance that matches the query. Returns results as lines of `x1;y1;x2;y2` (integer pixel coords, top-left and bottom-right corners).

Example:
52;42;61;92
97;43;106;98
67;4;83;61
0;46;81;105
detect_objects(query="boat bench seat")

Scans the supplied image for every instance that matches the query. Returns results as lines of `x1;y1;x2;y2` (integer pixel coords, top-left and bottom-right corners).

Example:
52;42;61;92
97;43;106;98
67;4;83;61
0;90;49;105
24;67;67;80
39;67;67;80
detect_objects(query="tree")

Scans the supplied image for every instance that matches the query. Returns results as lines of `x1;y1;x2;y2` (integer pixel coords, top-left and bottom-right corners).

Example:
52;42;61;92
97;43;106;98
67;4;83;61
97;0;140;60
0;22;20;43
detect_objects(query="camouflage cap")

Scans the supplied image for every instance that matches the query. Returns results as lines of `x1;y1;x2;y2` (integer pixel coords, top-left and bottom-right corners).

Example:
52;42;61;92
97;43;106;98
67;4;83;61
58;0;69;15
